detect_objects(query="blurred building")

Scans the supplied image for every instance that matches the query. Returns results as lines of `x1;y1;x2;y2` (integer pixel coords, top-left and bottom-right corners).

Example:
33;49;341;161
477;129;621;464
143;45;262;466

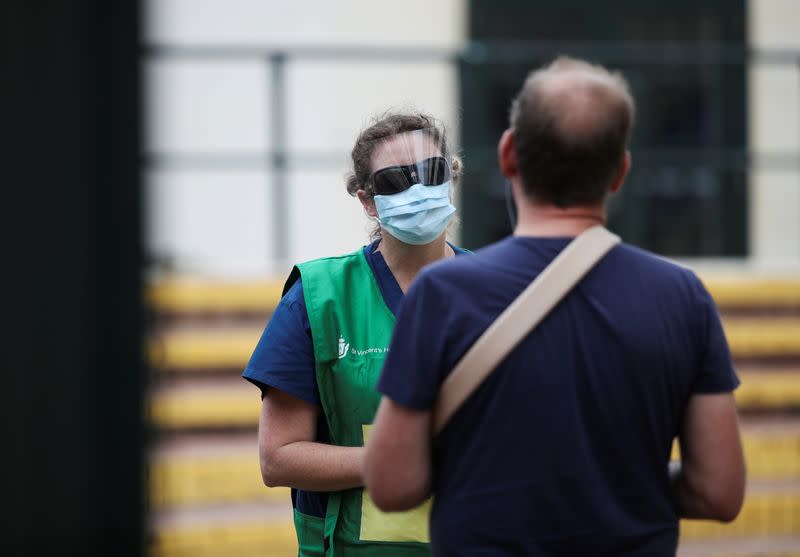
145;0;799;277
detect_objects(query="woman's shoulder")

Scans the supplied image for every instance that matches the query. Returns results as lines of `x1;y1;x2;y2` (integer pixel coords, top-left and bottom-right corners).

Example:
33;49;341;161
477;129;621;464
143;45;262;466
292;245;378;301
297;246;367;267
293;246;371;282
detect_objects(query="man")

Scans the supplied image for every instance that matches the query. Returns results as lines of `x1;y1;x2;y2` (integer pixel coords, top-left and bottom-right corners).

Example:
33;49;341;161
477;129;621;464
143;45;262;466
363;57;745;556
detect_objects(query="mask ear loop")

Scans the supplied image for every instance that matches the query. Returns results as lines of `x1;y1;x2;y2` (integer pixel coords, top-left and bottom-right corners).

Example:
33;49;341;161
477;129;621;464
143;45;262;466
363;188;384;249
504;179;517;231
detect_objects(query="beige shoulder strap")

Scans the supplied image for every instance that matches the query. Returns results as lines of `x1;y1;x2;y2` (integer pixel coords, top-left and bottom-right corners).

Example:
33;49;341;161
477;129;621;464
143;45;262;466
433;226;621;434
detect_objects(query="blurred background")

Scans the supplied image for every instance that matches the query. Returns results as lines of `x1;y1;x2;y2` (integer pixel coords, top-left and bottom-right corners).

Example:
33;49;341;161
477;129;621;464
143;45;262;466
6;0;800;556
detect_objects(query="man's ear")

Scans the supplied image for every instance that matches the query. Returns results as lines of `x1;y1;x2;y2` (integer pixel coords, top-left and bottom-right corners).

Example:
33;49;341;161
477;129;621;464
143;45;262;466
610;151;631;194
498;129;518;179
357;189;378;218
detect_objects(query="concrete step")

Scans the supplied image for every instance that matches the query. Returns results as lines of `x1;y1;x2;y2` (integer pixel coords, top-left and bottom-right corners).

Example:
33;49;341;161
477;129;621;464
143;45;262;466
150;501;295;557
677;536;800;557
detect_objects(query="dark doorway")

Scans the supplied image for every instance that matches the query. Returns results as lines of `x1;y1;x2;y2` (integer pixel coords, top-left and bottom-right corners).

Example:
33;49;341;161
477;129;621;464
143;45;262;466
460;0;748;257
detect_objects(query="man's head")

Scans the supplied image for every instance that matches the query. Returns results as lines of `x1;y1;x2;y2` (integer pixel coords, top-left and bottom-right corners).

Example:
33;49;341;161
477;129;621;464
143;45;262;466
499;56;635;208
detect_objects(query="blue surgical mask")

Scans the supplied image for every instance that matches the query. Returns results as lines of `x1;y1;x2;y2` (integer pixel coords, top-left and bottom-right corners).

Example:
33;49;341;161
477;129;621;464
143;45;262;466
374;182;456;245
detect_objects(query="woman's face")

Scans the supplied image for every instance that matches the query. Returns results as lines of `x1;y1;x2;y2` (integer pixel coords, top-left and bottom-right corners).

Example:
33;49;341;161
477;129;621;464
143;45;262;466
358;130;445;219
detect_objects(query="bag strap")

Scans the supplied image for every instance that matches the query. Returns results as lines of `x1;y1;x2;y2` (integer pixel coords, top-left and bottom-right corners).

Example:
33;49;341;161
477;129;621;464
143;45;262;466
432;226;621;434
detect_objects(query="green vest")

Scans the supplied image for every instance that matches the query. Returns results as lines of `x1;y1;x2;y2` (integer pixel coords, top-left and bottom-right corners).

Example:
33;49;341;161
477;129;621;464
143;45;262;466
291;248;431;557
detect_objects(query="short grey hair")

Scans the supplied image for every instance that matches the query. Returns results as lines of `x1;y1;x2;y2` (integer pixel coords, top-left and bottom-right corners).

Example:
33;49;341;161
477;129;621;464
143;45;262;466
509;56;635;207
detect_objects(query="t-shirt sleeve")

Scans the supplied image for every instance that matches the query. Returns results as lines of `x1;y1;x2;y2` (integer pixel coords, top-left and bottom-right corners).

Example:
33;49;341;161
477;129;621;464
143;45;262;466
377;270;450;410
691;274;740;394
242;279;320;405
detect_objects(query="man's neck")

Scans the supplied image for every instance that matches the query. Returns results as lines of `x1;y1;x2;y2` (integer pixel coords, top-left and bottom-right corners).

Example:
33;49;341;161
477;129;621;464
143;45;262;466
514;203;606;238
375;233;454;293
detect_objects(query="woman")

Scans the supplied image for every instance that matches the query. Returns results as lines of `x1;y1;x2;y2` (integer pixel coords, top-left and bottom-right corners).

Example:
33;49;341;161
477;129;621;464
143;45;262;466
243;112;468;556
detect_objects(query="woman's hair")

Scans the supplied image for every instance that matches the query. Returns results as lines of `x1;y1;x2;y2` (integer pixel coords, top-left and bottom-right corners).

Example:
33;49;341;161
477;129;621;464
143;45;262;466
345;112;462;198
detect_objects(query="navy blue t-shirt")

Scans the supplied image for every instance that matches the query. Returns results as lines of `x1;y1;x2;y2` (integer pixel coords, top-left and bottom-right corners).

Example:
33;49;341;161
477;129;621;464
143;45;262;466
377;236;739;557
243;240;467;518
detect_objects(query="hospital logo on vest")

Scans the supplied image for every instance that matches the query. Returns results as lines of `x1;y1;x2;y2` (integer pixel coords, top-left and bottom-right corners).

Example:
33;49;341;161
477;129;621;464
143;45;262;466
338;336;350;359
337;336;389;359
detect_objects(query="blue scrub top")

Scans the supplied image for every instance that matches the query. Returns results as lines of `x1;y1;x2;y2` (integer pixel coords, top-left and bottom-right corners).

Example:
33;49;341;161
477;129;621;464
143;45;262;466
243;239;468;517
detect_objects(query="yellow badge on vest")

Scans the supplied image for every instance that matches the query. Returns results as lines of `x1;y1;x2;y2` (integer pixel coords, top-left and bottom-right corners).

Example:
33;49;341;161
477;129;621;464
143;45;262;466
360;424;432;543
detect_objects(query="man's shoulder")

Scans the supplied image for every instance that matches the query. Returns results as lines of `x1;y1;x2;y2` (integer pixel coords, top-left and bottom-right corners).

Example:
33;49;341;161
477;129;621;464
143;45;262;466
419;237;514;286
415;237;705;301
612;242;702;284
605;243;711;310
425;237;697;278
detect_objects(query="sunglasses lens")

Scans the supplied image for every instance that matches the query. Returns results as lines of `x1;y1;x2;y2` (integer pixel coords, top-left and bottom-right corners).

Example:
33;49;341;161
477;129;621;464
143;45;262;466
372;167;409;195
421;157;450;185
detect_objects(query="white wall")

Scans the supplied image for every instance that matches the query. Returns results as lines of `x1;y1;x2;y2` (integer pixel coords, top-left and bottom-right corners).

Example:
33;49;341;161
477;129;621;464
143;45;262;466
748;0;800;268
145;0;466;278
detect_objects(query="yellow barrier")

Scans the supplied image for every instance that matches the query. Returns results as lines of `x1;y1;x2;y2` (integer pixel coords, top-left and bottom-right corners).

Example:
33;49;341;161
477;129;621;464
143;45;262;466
149;386;259;429
147;276;800;315
148;280;283;315
737;433;800;480
150;430;800;511
149;321;800;372
671;432;800;481
681;489;800;540
148;371;800;431
702;277;800;308
723;320;800;359
149;328;261;371
152;432;800;510
735;372;800;409
151;453;291;508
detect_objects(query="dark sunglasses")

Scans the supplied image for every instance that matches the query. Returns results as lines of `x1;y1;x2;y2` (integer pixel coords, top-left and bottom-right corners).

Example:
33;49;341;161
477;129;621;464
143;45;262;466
371;156;451;195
